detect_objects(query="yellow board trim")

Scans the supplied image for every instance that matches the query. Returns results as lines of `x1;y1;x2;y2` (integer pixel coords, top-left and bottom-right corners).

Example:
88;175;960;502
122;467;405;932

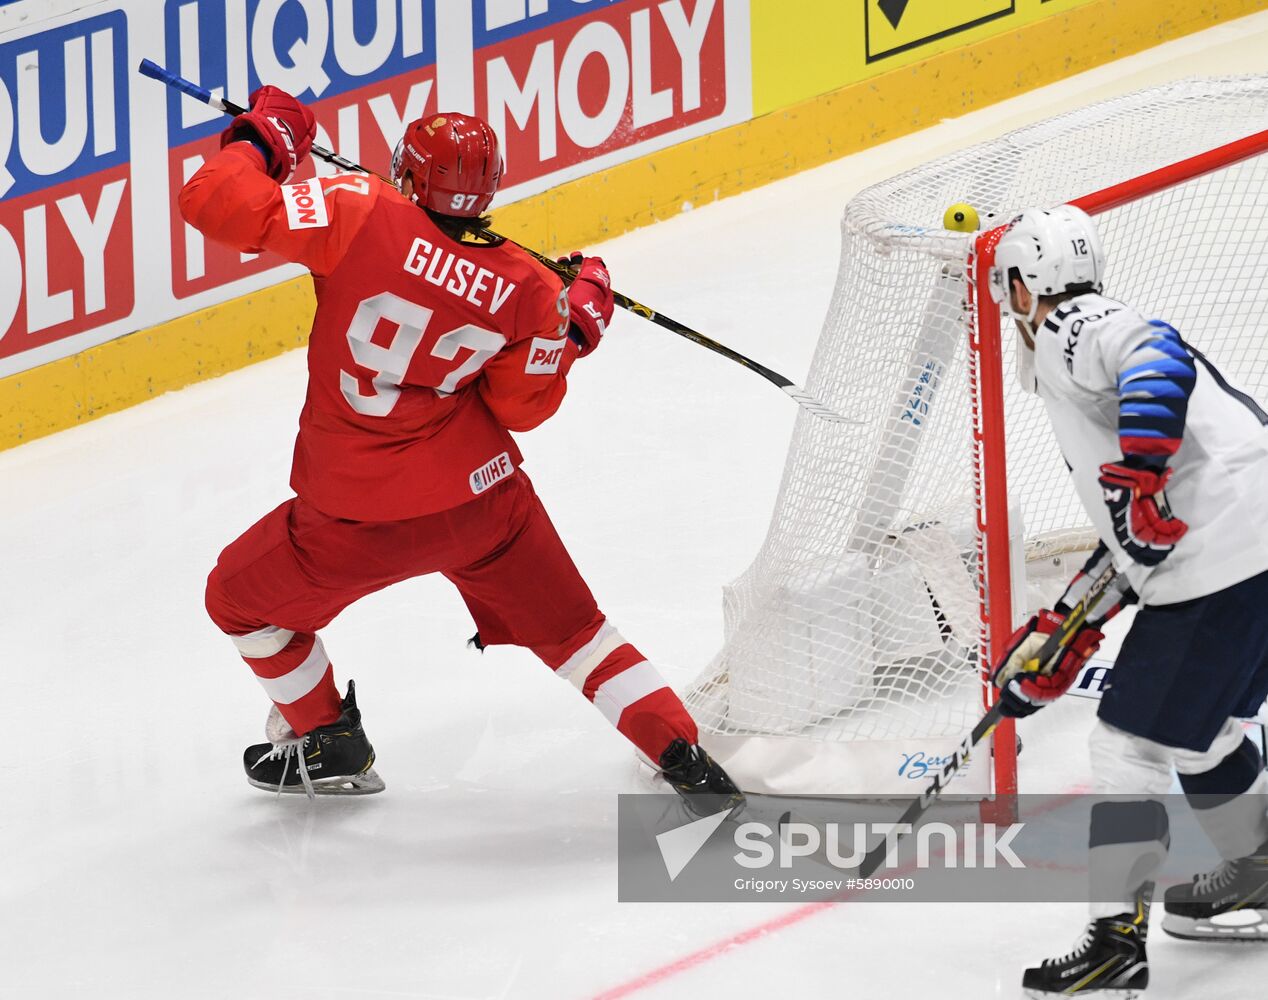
749;0;1099;117
1;0;1261;450
0;280;316;446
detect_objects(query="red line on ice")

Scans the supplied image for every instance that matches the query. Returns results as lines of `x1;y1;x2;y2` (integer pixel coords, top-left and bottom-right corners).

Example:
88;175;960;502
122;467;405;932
589;897;842;1000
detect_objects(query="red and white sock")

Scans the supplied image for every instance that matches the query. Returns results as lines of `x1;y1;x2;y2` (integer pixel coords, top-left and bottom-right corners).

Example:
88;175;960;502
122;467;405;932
229;626;342;736
553;621;698;761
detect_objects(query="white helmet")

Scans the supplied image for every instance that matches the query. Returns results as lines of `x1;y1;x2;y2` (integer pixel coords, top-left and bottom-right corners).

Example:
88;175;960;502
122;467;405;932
988;205;1106;325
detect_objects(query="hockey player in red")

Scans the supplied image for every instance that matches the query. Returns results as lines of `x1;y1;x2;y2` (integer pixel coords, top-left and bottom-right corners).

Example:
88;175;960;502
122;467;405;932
180;87;741;812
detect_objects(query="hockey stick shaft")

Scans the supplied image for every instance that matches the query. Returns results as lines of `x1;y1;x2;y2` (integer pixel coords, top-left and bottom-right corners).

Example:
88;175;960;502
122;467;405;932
857;562;1120;878
138;60;365;174
494;247;853;423
857;703;1004;878
138;59;852;425
1024;557;1119;671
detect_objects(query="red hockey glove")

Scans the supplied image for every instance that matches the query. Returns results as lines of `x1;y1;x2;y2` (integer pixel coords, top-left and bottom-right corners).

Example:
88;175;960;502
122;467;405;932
558;252;613;357
1098;462;1188;567
990;609;1103;718
221;86;317;183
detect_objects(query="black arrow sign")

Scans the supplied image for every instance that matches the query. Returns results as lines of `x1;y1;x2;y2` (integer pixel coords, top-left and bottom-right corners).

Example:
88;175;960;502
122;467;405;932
878;0;910;30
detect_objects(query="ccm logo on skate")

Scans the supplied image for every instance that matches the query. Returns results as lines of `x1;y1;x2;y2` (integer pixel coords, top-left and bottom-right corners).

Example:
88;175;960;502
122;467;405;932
470;452;514;495
282;181;328;229
524;337;568;374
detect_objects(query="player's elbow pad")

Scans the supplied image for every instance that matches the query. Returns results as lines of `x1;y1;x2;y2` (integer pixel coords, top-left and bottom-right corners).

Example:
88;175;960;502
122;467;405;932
178;171;237;235
482;388;565;432
495;408;550;433
176;181;203;228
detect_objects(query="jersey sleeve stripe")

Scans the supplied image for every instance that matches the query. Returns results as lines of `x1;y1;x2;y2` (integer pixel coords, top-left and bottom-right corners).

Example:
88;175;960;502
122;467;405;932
1119;356;1197;384
1120;378;1190;400
1119;435;1183;456
1121;400;1183;420
1115;321;1196;463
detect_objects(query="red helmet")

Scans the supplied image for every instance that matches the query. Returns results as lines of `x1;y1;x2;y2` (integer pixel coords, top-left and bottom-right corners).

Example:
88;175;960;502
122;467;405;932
391;113;502;217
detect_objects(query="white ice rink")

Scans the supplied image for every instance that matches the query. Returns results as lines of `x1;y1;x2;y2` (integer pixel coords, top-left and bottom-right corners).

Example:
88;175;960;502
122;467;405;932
5;14;1268;1000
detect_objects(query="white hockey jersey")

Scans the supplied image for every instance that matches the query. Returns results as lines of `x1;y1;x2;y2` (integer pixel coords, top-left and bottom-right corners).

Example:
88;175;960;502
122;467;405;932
1022;292;1268;605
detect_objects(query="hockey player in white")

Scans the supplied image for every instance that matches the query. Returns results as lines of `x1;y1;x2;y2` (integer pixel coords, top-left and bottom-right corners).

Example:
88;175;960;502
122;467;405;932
987;205;1268;997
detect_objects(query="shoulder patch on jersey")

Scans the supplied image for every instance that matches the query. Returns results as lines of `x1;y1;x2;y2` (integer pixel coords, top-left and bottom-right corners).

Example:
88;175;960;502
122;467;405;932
524;336;569;375
281;180;329;230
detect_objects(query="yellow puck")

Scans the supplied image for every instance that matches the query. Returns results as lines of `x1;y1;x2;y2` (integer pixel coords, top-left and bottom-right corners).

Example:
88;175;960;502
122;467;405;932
944;203;980;232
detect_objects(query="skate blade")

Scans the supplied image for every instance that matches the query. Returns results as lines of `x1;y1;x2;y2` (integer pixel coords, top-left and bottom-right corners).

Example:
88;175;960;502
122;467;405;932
1161;910;1268;943
1023;990;1142;999
248;766;385;796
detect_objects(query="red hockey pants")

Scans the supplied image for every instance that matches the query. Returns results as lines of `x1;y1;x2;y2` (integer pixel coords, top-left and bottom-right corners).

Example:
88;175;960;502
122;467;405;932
204;471;696;761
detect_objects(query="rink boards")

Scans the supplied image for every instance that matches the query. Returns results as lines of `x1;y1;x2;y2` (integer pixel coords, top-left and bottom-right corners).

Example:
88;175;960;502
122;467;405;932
0;0;1263;449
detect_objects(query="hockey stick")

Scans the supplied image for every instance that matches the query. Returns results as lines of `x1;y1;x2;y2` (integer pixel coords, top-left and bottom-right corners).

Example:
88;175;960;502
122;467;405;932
856;559;1120;878
138;59;366;174
137;60;854;425
506;251;855;424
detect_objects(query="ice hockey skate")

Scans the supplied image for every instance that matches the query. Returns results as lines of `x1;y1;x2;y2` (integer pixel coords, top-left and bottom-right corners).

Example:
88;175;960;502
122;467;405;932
1021;887;1151;998
244;680;384;796
1162;838;1268;941
658;738;745;817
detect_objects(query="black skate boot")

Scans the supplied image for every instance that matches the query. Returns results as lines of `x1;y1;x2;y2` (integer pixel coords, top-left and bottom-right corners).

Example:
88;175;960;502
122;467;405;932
243;680;384;796
1021;885;1151;998
1162;836;1268;942
658;738;745;817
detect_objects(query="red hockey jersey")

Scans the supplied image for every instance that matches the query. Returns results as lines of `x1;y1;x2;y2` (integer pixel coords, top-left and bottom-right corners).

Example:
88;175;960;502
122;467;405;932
179;143;578;521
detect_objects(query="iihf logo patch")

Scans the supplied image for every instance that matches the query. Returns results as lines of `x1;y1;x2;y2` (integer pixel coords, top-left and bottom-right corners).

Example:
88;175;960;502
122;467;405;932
470;452;514;494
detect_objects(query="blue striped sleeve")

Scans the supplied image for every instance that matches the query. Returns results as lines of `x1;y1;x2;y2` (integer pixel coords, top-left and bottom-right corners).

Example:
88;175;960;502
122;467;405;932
1115;321;1196;463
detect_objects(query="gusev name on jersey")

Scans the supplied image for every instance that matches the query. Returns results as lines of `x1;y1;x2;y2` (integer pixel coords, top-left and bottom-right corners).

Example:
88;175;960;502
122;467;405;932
179;143;576;521
1025;292;1268;605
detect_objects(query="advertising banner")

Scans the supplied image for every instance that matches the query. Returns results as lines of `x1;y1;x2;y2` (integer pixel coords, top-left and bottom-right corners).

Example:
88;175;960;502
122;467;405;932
2;0;1254;447
0;0;750;378
0;10;133;369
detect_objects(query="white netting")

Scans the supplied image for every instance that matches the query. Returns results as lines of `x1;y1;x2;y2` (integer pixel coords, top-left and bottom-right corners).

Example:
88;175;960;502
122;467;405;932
686;77;1268;791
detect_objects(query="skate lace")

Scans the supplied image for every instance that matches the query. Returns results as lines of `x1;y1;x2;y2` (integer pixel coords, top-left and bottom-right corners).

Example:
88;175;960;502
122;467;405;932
1193;861;1237;895
253;736;316;800
1046;926;1095;967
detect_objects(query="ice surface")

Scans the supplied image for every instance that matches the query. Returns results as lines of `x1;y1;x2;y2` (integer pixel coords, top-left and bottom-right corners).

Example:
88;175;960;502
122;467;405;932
5;14;1268;998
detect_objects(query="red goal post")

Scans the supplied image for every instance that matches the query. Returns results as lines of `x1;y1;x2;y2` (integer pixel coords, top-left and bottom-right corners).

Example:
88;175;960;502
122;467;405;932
971;125;1268;801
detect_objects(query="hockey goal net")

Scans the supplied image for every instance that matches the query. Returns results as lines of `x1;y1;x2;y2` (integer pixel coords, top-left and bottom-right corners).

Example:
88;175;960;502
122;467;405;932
685;77;1268;797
